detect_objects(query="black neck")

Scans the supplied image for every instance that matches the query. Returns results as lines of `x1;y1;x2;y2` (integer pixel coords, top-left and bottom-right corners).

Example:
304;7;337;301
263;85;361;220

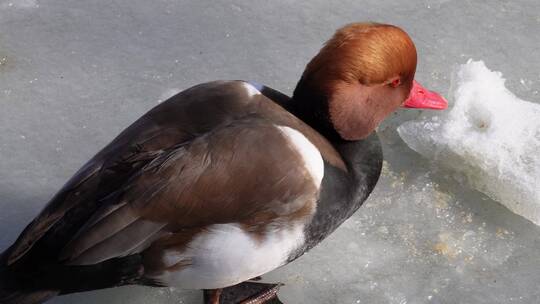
289;77;342;142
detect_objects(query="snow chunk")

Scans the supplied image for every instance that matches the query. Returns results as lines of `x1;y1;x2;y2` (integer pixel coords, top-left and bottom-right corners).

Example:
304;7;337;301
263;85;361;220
398;60;540;225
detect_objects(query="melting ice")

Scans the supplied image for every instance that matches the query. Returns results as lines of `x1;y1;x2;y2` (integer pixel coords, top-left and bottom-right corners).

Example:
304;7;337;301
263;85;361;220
398;60;540;225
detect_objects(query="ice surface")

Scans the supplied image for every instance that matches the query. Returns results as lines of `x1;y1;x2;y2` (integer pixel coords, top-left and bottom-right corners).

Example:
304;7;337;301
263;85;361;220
398;60;540;225
1;0;39;9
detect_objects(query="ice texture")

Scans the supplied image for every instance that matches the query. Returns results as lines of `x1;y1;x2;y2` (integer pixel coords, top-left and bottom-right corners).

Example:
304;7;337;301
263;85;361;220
398;60;540;225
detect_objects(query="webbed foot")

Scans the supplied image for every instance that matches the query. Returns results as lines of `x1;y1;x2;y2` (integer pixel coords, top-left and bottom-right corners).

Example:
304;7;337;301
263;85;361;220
203;281;284;304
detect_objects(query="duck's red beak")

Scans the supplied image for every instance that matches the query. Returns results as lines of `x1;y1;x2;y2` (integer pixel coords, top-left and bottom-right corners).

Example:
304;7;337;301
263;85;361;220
403;80;448;110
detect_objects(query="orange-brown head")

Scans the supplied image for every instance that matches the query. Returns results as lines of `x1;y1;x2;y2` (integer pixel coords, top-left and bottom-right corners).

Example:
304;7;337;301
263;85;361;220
293;22;446;140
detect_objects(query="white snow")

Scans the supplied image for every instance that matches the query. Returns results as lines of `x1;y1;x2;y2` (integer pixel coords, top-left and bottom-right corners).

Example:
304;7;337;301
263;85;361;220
398;60;540;225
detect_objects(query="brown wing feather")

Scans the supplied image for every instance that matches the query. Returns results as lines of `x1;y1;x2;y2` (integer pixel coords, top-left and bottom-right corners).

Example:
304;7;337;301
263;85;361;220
6;81;260;265
57;117;319;266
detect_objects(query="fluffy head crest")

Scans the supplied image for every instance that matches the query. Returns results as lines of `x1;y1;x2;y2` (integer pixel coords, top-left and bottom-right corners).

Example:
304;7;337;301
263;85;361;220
304;23;417;89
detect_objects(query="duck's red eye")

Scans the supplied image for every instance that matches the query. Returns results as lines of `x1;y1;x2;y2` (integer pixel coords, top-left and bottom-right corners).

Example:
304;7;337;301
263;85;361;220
390;78;401;88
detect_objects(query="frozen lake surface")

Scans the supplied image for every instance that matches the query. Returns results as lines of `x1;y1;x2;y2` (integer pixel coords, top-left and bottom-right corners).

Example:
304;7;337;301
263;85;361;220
1;0;539;303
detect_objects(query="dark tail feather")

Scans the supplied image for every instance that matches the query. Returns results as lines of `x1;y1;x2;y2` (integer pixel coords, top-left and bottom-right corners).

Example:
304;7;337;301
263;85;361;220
58;254;144;295
0;252;143;303
0;254;58;304
0;290;58;304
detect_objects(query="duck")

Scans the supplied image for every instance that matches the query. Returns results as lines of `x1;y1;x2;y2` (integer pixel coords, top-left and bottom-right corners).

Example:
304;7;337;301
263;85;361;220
0;22;447;304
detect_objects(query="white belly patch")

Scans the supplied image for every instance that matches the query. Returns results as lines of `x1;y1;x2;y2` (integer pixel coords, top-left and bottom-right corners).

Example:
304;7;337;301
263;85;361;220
153;223;305;289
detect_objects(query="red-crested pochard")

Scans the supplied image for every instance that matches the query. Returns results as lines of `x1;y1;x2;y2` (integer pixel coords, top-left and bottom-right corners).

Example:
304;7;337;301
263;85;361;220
0;22;446;304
